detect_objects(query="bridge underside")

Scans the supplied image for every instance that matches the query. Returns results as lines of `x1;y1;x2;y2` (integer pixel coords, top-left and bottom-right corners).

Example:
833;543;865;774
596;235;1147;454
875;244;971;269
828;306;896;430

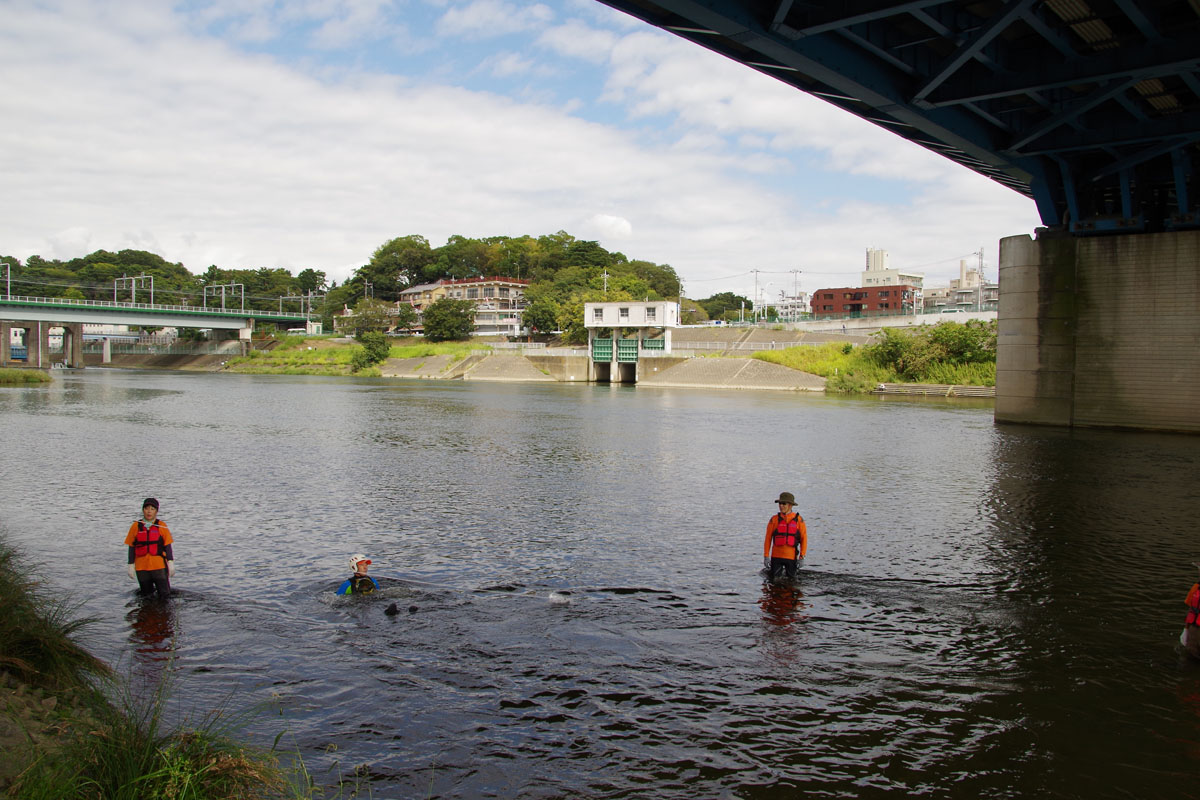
598;0;1200;234
598;0;1200;431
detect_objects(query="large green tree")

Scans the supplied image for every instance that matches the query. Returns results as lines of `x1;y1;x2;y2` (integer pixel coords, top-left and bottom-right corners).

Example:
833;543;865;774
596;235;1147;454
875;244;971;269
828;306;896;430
366;235;433;291
521;296;560;334
422;297;475;342
348;298;395;335
699;291;753;321
429;235;492;281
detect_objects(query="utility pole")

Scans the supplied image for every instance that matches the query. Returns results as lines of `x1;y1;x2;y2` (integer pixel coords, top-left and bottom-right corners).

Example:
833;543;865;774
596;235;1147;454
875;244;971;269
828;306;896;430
204;283;244;310
114;274;154;304
751;269;760;322
789;269;801;321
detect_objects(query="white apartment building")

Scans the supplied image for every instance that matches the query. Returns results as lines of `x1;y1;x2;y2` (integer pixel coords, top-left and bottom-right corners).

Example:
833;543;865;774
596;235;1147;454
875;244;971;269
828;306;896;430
861;247;925;289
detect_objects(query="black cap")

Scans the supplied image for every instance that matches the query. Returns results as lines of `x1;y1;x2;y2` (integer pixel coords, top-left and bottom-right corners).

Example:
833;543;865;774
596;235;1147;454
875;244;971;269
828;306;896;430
142;497;159;510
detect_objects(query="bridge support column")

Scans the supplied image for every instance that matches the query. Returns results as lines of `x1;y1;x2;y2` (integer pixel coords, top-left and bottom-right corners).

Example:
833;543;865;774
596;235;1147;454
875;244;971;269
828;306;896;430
0;321;9;365
31;322;46;368
996;229;1200;433
63;323;84;367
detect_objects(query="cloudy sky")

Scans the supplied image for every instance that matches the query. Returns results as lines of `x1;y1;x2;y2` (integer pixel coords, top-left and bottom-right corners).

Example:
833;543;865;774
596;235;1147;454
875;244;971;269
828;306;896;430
1;0;1041;301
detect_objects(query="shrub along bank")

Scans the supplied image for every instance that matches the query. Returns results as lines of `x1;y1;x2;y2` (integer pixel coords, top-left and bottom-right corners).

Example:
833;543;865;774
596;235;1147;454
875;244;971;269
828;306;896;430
0;368;51;385
753;321;996;393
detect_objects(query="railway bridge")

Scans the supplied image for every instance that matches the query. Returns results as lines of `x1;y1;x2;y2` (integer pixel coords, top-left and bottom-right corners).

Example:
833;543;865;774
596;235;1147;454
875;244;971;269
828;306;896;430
0;296;311;369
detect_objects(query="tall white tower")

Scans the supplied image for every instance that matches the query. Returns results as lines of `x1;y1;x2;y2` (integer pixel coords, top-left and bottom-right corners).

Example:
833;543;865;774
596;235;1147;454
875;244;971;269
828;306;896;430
865;247;890;272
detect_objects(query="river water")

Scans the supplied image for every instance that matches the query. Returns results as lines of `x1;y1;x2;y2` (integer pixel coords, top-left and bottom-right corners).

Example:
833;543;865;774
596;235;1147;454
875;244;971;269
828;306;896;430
2;369;1199;799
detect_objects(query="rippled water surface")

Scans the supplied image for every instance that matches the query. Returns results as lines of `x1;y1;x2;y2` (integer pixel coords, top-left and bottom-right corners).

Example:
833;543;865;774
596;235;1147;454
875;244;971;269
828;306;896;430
3;369;1200;798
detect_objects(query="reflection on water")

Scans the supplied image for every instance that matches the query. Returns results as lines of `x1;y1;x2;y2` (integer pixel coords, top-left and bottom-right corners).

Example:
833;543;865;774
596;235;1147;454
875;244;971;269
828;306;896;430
125;595;177;691
1;370;1199;798
758;581;807;627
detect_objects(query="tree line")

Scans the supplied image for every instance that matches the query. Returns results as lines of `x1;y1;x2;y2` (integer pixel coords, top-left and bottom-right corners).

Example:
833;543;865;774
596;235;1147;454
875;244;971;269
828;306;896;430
2;232;757;341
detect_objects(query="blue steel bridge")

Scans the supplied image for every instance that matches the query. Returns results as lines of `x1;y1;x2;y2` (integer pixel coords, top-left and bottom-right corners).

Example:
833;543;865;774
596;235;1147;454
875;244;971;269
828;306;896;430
595;0;1200;432
597;0;1200;234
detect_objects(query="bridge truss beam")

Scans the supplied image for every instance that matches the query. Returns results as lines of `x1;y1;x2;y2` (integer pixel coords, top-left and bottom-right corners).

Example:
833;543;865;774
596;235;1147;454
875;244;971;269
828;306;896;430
597;0;1200;234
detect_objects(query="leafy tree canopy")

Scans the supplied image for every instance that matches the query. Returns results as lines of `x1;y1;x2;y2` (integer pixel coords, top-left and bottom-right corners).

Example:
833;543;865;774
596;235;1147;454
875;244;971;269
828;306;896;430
422;297;476;342
349;298;395;335
1;230;681;339
697;291;752;321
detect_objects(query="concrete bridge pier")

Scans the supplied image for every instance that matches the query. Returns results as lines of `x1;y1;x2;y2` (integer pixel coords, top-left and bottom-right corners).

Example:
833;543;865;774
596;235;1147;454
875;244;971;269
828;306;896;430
996;229;1200;433
1;321;86;368
59;323;84;367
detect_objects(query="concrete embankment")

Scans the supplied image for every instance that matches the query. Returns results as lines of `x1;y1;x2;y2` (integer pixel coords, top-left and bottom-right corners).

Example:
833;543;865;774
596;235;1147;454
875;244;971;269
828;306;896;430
378;351;825;391
83;353;231;371
639;358;826;391
380;353;561;382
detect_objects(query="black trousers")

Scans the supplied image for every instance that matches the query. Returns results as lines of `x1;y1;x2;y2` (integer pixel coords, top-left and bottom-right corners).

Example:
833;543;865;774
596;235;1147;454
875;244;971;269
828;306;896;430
768;557;798;581
136;568;171;597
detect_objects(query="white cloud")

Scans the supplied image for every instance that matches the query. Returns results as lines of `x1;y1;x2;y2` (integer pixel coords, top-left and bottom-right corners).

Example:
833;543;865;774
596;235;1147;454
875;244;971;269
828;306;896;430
583;214;633;240
0;0;1039;299
538;18;618;63
436;0;554;38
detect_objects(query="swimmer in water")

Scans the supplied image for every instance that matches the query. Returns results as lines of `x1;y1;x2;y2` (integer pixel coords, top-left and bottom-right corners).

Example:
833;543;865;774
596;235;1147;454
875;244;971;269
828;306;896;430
336;554;379;595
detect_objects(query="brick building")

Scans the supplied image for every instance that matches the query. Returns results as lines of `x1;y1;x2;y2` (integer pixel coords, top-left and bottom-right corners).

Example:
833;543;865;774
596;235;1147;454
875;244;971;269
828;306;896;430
810;285;921;318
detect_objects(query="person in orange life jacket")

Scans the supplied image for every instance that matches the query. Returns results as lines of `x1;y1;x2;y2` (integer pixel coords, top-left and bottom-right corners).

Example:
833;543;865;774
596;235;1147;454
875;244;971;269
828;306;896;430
763;491;807;581
124;498;175;597
1182;563;1200;656
337;554;379;595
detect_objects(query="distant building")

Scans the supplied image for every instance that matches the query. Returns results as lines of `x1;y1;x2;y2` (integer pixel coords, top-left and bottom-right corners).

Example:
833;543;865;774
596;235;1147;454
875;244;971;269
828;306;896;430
397;280;449;313
584;300;680;330
861;247;924;289
923;258;997;312
773;292;810;321
337;276;531;336
810;285;921;317
439;276;530;335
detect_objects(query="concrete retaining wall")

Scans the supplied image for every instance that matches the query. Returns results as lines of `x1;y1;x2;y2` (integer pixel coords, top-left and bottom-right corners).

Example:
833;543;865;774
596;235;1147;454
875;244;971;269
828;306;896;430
996;229;1200;432
524;355;591;382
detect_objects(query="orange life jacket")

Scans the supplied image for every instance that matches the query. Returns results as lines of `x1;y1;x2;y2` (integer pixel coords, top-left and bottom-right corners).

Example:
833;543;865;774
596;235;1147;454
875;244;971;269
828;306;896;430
772;515;801;549
1186;583;1200;626
134;521;167;560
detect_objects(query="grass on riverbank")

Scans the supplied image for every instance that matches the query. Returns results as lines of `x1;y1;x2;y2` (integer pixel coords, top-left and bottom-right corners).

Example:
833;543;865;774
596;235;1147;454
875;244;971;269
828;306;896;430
0;536;314;799
0;368;51;385
753;341;995;392
225;337;483;376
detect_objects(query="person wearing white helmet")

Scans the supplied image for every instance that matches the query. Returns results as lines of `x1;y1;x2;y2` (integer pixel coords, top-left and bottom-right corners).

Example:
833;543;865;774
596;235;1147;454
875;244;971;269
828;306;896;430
336;554;378;595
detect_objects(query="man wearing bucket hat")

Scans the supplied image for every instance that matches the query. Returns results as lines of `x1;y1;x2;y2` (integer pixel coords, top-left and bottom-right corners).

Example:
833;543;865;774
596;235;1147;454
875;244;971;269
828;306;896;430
337;554;379;595
763;492;807;581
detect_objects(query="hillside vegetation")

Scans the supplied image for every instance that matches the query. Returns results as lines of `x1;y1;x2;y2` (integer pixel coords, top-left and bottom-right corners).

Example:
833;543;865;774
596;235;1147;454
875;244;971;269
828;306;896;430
755;320;996;392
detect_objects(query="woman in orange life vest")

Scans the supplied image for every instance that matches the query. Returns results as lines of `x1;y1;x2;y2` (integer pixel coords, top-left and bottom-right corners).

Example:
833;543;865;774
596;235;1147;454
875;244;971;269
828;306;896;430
124;498;175;598
763;491;807;581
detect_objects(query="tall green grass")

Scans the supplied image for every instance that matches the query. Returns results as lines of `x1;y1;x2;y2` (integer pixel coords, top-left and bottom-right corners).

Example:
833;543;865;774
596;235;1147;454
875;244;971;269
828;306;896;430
0;368;52;385
753;343;894;392
0;542;108;691
754;324;996;392
0;536;316;799
226;338;485;375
